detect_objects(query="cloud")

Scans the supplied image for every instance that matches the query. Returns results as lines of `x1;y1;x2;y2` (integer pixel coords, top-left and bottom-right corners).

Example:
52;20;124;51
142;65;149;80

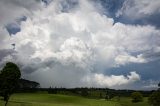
142;80;159;90
0;0;42;26
82;72;140;87
115;54;147;65
0;0;160;88
55;37;93;68
116;0;160;18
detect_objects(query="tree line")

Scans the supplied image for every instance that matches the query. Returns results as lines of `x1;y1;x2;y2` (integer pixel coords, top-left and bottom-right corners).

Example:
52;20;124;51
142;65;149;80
0;62;160;106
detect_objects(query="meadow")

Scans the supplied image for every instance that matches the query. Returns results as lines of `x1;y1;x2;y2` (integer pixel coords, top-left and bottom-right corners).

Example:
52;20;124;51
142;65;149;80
118;97;149;106
0;93;149;106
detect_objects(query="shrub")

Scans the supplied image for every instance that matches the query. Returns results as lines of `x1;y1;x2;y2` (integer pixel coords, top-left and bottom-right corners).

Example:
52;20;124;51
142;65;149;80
131;92;143;103
148;91;160;106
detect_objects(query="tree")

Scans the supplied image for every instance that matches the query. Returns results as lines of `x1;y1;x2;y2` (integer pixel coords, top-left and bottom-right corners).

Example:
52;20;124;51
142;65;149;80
48;87;57;94
81;88;88;97
148;91;160;106
131;92;143;102
0;62;21;106
99;92;102;98
148;83;160;106
105;91;114;100
18;79;40;89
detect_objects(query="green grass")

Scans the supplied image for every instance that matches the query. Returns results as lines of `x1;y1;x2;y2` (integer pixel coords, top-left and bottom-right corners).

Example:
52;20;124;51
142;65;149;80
0;93;150;106
0;93;120;106
118;97;149;106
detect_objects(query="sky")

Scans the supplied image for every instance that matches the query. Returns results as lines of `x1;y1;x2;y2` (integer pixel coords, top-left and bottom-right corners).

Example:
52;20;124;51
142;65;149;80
0;0;160;90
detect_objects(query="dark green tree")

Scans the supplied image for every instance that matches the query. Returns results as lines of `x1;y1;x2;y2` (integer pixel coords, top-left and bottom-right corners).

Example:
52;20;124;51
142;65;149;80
105;91;114;100
81;88;88;97
99;92;102;98
131;92;143;102
148;83;160;106
0;62;21;106
148;91;160;106
105;93;109;100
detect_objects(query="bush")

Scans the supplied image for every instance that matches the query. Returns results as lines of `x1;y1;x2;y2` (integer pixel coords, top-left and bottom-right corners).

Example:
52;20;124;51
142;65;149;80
81;89;88;97
148;91;160;106
131;92;143;103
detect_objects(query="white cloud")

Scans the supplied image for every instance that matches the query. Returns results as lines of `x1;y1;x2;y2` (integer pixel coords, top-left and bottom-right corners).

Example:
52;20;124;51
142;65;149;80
116;0;160;19
56;37;93;68
0;0;160;88
82;71;140;87
115;54;147;65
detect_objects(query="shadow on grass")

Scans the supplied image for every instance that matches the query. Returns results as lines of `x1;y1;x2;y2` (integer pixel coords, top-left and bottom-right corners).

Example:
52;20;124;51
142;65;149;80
9;100;32;106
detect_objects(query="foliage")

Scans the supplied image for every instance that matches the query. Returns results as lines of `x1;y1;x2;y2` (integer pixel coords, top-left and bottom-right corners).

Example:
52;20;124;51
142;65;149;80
105;91;115;100
119;97;149;106
0;62;21;106
81;88;89;97
148;91;160;106
18;79;40;89
45;87;151;98
131;92;143;103
48;87;58;94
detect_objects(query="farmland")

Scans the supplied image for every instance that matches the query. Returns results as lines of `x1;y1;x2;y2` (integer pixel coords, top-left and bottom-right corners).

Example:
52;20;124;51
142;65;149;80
0;93;149;106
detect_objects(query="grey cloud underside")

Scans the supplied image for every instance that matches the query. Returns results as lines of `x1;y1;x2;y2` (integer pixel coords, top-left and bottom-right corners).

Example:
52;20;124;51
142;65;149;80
0;0;160;89
0;0;41;26
0;49;15;61
116;0;160;28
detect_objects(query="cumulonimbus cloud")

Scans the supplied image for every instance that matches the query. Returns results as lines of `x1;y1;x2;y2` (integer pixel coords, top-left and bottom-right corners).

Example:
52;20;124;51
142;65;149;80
0;0;160;88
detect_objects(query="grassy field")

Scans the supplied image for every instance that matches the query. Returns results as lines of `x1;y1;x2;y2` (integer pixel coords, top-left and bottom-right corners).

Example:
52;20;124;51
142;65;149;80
0;93;149;106
0;93;120;106
118;97;149;106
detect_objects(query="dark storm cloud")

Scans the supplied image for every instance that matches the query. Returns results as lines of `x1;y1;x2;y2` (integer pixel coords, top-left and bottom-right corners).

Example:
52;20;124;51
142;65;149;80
0;49;15;61
20;58;58;74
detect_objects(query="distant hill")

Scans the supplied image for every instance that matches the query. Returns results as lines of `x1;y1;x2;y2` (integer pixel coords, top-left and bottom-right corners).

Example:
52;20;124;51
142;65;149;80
18;79;40;89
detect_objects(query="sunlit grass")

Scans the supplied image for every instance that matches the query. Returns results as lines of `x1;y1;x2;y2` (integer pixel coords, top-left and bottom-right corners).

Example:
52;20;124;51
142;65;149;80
0;93;120;106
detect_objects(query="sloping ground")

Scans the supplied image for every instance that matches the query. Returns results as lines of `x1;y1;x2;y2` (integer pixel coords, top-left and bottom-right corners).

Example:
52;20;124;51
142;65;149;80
119;97;149;106
0;93;120;106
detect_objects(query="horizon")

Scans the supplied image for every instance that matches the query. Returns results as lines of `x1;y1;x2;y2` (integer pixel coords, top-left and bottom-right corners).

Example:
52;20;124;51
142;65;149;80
0;0;160;90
